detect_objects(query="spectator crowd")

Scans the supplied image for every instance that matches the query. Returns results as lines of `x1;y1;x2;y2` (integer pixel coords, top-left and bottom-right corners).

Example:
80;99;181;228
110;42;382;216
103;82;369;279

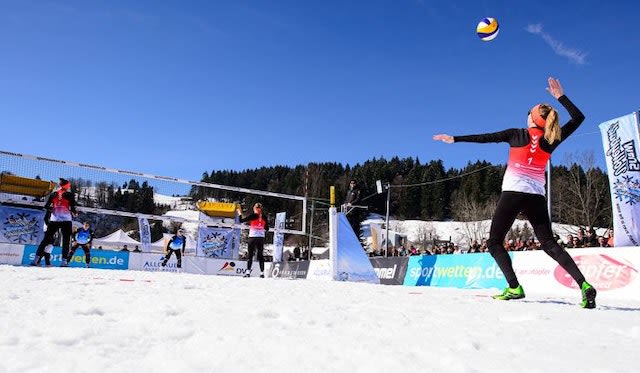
368;227;615;257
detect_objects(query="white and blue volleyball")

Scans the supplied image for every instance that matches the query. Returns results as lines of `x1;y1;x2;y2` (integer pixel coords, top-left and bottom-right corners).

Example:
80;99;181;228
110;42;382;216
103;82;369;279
476;17;499;41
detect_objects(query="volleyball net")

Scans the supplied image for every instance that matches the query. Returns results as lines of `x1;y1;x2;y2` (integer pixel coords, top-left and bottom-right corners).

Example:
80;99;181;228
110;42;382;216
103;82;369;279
0;149;308;256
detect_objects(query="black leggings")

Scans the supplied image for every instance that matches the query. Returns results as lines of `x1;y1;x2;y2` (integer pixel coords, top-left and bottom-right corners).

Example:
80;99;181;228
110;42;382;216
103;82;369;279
247;237;265;272
69;243;91;264
163;250;182;268
487;191;586;289
36;221;73;261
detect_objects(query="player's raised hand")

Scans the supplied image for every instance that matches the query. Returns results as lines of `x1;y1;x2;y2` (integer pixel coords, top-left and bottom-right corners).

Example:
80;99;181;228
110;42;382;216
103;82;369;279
433;134;454;144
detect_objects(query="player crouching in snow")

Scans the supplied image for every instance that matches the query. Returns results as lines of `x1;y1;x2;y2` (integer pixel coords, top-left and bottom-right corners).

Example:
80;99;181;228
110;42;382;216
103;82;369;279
162;228;186;270
68;221;94;267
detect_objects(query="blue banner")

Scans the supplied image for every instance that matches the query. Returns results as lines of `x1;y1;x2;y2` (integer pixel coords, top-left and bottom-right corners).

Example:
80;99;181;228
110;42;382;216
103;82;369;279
0;206;45;244
335;212;379;284
403;253;507;289
197;226;234;258
22;245;129;269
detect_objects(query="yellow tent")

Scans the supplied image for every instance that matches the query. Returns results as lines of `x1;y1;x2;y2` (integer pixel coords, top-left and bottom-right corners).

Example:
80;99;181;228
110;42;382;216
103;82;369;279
196;201;239;218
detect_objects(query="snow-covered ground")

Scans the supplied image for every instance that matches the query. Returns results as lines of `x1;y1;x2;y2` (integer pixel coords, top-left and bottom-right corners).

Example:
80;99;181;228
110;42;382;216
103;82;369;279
1;265;638;373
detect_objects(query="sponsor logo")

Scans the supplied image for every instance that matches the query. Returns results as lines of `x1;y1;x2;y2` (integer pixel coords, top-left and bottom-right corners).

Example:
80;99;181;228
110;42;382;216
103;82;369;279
271;262;308;279
605;121;640;176
23;249;128;269
142;256;178;272
219;261;237;271
554;254;638;290
217;261;249;275
0;252;20;257
373;264;397;280
407;263;504;281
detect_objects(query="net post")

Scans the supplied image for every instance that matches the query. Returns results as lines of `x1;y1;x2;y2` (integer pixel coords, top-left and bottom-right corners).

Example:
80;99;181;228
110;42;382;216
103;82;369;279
329;186;338;280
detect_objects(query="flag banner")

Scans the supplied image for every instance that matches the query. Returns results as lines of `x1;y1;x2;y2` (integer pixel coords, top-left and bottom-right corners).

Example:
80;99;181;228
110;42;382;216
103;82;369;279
197;226;234;258
599;112;640;246
0;206;45;245
273;212;286;262
137;216;152;253
233;215;241;259
335;211;379;284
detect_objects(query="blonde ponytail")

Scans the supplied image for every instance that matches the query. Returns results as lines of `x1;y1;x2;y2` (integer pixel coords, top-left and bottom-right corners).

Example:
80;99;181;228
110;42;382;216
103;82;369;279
538;104;561;144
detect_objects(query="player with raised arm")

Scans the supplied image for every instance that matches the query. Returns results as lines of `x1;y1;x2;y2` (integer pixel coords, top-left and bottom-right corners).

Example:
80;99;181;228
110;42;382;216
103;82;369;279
433;77;597;308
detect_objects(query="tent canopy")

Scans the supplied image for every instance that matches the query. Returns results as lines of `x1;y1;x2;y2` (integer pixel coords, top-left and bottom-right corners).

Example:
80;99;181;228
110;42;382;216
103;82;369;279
93;229;140;248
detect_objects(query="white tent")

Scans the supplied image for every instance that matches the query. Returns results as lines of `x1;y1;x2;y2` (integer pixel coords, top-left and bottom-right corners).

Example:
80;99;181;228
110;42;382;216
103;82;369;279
93;229;140;250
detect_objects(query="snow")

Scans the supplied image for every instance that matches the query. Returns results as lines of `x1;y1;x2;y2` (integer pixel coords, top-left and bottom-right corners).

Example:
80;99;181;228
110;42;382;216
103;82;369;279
1;265;638;373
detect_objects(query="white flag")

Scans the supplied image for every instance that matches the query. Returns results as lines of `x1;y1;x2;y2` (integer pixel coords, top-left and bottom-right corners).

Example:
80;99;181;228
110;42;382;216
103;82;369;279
599;112;640;247
138;216;152;253
273;212;286;262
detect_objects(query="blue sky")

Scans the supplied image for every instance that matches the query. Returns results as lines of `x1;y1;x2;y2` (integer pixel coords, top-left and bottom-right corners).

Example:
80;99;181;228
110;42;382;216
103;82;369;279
1;0;638;180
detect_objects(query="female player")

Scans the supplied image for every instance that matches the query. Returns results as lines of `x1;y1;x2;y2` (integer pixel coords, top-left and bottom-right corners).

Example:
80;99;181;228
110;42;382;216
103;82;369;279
433;77;596;308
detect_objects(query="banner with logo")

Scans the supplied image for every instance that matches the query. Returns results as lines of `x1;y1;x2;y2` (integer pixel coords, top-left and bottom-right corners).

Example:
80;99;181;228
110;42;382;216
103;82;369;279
369;257;409;285
0;206;45;245
511;247;639;299
205;258;271;277
273;212;286;262
403;253;507;289
306;259;332;281
137;216;152;253
197;226;234;258
0;243;25;265
22;245;129;269
599;112;640;246
270;260;309;279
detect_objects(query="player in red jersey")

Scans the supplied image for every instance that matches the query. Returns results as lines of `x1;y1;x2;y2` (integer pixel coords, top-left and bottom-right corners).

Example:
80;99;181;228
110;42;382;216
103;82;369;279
433;77;596;308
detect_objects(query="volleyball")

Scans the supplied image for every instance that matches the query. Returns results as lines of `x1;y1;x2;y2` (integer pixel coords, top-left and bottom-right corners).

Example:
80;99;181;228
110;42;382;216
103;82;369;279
476;17;499;41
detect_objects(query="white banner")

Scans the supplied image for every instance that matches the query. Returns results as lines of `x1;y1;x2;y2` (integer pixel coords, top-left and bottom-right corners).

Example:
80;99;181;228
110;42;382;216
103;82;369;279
0;243;25;265
512;247;640;300
273;212;286;262
306;259;332;281
137;216;152;253
599;112;640;246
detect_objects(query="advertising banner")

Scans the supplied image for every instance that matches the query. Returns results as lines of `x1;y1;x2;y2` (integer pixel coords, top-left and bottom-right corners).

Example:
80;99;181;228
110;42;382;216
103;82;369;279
403;253;507;289
0;206;45;245
270;260;309;279
369;257;409;285
599;112;640;246
0;243;25;265
197;226;234;258
205;258;271;277
306;259;332;281
512;247;640;299
22;245;129;270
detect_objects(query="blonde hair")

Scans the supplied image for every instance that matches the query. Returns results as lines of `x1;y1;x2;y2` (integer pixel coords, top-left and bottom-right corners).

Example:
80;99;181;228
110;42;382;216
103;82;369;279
538;104;561;144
